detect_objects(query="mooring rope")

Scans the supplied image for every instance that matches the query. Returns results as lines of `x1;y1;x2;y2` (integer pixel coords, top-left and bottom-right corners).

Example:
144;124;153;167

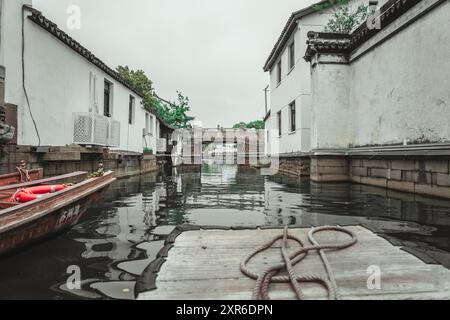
16;166;31;183
240;226;357;300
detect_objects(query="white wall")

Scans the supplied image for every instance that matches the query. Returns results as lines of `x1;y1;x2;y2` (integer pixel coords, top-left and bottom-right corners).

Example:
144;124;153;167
0;0;5;67
350;0;450;147
2;0;31;110
309;0;450;149
142;111;159;152
266;17;318;155
311;58;353;149
265;0;374;155
2;1;157;153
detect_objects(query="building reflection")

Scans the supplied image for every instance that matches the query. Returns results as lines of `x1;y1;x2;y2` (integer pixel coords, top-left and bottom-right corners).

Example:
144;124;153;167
10;163;450;299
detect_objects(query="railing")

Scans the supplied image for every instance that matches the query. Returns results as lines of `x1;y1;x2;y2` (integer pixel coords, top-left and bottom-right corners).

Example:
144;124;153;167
157;138;167;153
73;112;120;147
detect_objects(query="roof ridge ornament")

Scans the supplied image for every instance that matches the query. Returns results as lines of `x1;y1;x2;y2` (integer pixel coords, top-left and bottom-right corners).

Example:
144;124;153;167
304;0;424;62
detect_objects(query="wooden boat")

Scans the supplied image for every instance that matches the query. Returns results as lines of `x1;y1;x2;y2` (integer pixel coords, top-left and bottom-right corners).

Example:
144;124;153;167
0;170;115;256
0;168;43;186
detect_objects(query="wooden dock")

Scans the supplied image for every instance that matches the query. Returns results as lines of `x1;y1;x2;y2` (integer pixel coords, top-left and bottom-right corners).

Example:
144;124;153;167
137;225;450;300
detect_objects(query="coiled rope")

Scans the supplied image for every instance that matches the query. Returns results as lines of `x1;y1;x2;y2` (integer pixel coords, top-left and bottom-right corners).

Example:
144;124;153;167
240;226;357;300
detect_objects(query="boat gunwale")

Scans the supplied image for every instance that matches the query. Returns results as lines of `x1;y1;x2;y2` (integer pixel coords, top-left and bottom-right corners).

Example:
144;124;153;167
0;171;88;193
0;168;43;180
0;169;44;188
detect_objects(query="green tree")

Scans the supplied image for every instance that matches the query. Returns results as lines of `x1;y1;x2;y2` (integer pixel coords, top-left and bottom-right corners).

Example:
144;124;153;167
159;92;195;129
233;122;247;129
233;120;265;129
116;66;194;128
324;4;369;33
116;65;158;108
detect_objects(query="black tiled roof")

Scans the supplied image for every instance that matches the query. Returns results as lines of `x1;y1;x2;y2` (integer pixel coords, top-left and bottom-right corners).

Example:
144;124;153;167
263;0;332;72
304;0;423;62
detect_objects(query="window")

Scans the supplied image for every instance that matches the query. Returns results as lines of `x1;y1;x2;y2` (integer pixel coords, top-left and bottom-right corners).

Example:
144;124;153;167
150;115;154;135
277;111;282;137
289;42;295;70
128;95;135;125
369;1;379;14
277;60;282;84
104;80;112;117
289;101;296;132
145;113;154;135
145;113;150;134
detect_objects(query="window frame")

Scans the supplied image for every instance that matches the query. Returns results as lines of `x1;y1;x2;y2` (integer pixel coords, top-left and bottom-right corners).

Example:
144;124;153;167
128;95;135;125
103;80;113;117
145;113;150;134
289;42;295;70
149;114;154;136
276;60;282;85
289;101;296;133
277;111;282;137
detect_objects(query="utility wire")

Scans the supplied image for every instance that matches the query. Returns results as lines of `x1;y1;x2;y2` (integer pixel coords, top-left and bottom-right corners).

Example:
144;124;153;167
22;7;41;148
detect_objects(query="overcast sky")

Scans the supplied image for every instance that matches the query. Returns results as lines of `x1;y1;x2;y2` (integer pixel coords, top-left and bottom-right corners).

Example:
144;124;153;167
34;0;318;128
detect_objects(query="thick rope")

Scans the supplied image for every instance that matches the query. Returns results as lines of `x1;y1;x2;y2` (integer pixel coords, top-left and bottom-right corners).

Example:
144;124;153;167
16;163;31;183
240;226;357;300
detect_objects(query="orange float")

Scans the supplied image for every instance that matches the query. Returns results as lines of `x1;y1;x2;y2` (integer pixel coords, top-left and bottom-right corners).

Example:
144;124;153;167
15;192;43;203
25;185;65;194
12;185;66;203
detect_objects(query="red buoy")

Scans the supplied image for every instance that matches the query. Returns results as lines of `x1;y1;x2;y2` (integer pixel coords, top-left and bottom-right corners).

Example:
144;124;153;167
15;191;43;203
26;185;65;195
12;185;66;203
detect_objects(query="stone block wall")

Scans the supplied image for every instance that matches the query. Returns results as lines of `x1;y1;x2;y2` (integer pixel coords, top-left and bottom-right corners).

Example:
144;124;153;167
305;155;450;199
0;145;159;178
350;158;450;198
310;157;349;182
278;156;310;177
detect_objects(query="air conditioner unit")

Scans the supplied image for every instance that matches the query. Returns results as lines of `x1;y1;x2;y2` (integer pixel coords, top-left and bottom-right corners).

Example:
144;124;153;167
73;113;94;144
73;112;120;147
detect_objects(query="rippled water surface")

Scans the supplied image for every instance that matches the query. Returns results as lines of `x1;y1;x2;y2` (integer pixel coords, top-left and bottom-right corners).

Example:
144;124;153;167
1;163;450;299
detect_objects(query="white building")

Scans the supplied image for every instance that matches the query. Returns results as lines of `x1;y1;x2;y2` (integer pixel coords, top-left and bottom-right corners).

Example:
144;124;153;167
302;0;450;199
0;0;167;154
263;0;384;156
305;0;450;151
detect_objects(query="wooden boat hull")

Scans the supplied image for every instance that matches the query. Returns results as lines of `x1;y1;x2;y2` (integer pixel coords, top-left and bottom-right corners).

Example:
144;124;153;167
0;171;115;256
0;169;43;187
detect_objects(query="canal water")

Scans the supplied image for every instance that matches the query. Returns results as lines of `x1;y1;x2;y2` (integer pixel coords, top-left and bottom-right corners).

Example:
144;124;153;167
1;163;450;299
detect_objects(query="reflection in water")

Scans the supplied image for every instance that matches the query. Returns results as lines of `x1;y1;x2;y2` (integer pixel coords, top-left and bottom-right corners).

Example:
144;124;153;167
1;162;450;299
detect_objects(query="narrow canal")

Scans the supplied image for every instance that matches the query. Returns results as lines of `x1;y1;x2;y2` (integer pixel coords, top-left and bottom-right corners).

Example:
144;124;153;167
1;162;450;299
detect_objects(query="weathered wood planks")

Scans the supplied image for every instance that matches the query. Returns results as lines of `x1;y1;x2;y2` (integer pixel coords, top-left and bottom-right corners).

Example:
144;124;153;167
138;226;450;300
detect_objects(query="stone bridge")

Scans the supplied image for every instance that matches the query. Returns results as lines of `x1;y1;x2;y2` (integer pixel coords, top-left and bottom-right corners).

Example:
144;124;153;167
172;127;266;166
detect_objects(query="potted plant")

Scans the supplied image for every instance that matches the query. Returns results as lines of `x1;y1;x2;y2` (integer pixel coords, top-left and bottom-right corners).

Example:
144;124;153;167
143;147;153;156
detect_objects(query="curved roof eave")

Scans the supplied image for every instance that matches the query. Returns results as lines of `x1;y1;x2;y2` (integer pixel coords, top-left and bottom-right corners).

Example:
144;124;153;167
263;0;332;72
